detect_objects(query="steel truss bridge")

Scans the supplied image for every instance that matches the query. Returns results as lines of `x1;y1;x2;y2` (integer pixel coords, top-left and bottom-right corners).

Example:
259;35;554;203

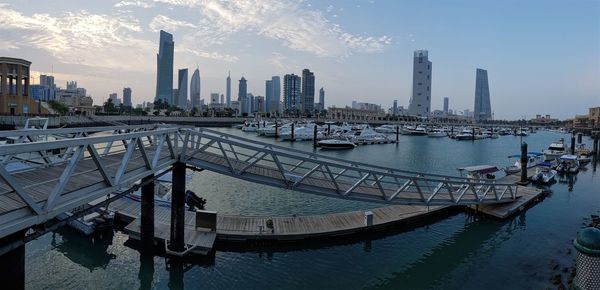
0;125;518;239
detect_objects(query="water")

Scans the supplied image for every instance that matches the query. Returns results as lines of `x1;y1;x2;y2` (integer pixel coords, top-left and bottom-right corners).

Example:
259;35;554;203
25;130;600;289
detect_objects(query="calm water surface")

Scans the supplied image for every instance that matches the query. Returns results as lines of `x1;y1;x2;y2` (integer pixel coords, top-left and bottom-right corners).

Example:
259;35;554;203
25;129;600;289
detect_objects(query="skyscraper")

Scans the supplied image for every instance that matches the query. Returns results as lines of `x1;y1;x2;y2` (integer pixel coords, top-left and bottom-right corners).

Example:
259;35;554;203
271;76;281;114
393;99;398;115
177;68;188;108
155;30;174;104
190;68;200;109
123;87;132;107
443;97;449;114
220;94;224;105
283;74;301;114
265;80;273;112
408;50;432;117
210;93;219;105
226;71;231;108
301;69;315;114
318;87;325;111
474;68;492;121
238;77;247;114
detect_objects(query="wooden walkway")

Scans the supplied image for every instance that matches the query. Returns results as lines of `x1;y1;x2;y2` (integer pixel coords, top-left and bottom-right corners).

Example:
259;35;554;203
467;168;546;219
109;197;448;241
124;219;216;255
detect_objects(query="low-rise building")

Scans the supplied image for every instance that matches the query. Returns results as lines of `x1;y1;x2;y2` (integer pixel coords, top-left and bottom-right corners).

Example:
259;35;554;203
327;106;386;121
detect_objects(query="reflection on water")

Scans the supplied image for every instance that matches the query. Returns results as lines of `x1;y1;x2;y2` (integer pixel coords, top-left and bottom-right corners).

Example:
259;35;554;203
52;228;116;271
558;173;577;191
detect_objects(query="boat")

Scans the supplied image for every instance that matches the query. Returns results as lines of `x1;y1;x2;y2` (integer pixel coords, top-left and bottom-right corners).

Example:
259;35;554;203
529;165;557;184
455;129;474;140
427;128;446;137
279;124;323;141
503;152;545;174
577;155;591;165
241;122;259;132
374;124;398;134
542;138;567;161
556;155;580;173
317;139;356;150
458;165;500;181
346;125;391;143
516;128;529;136
401;125;428;136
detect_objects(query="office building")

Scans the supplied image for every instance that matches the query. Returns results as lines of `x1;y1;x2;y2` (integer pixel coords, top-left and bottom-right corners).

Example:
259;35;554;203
123;87;132;107
408;50;432;117
154;30;174;104
177;68;188;109
190;68;200;109
283;74;301;114
474;68;492;121
301;69;315;114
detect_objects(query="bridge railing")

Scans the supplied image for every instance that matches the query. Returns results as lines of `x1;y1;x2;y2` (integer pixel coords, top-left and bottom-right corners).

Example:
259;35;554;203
0;127;179;238
179;128;518;205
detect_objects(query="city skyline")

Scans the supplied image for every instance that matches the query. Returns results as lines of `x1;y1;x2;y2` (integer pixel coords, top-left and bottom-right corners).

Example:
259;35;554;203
0;0;597;118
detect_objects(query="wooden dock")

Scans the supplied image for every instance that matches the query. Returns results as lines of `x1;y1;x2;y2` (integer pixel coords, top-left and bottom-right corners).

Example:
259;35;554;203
109;197;450;242
124;219;216;255
467;168;546;219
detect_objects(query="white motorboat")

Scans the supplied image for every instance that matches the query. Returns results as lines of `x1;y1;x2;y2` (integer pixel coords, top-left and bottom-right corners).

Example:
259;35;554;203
556;155;580;173
503;152;545;175
401;125;428;136
516;128;529;136
279;124;323;141
317;139;356;150
542;139;567;161
578;155;592;165
427;128;446;137
241;122;259;132
529;166;557;184
346;126;390;143
374;124;398;134
458;165;500;181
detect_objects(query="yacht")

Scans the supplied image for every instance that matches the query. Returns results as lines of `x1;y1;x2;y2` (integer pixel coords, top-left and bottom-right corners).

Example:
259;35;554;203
427;128;447;137
455;129;474;140
346;125;390;142
458;165;500;181
542;139;567;161
279;124;323;141
516;128;529;136
401;125;428;136
241;122;259;132
374;124;398;134
317;139;356;150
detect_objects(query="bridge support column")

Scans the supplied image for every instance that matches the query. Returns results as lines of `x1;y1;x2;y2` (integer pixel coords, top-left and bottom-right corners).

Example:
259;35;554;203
169;162;186;253
140;174;155;252
0;230;26;290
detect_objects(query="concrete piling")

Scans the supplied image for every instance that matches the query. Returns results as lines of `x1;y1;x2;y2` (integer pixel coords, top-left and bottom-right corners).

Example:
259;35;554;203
169;162;186;253
291;123;295;141
140;174;155;252
520;142;528;184
313;125;318;148
0;230;25;290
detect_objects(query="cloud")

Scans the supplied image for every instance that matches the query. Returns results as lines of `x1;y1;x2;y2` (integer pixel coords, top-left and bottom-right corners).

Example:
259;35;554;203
149;14;197;32
0;5;155;72
152;0;392;58
177;47;239;63
114;1;155;8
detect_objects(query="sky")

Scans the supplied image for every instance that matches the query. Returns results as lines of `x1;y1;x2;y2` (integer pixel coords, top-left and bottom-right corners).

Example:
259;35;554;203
0;0;598;119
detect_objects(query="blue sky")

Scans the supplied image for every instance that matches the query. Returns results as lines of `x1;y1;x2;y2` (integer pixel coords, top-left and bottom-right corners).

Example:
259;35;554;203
0;0;598;119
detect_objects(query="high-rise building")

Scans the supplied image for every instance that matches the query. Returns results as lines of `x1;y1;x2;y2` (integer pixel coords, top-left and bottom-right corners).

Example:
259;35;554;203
408;50;432;117
220;94;224;105
177;69;188;109
226;71;231;108
283;74;301;114
190;68;200;109
155;30;174;104
247;93;254;114
256;96;265;113
171;89;178;106
238;77;247;114
443;97;449;114
210;93;219;105
123;87;132;107
393;99;398;115
109;93;118;105
271;76;280;114
474;69;492;121
301;69;315;114
265;80;273;112
318;87;325;111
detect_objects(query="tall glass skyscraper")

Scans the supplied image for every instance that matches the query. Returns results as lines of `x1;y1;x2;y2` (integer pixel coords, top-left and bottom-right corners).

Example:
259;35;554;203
238;77;247;114
284;74;301;114
177;68;188;109
271;76;280;114
301;69;315;114
226;71;231;108
408;50;432;117
265;79;273;112
190;68;200;109
474;68;492;121
123;87;132;107
155;30;174;104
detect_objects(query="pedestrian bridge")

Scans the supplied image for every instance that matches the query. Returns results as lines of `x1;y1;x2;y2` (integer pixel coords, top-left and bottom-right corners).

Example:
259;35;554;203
0;125;519;238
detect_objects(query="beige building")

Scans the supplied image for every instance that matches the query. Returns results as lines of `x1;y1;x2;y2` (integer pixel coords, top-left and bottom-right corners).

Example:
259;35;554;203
589;107;600;128
328;106;386;121
0;57;49;115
